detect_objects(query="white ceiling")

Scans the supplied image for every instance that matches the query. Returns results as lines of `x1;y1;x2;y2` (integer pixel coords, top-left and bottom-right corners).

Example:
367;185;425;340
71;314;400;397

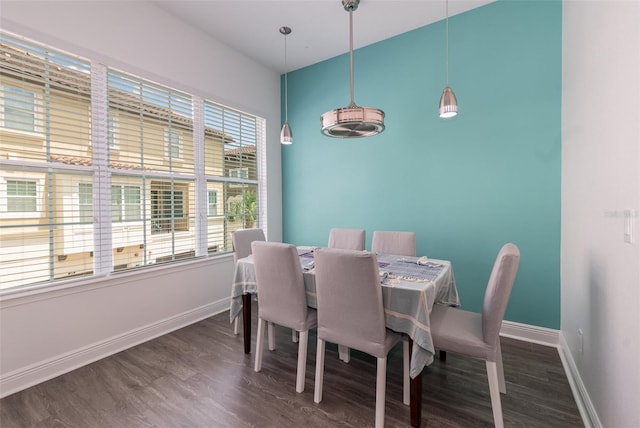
152;0;495;74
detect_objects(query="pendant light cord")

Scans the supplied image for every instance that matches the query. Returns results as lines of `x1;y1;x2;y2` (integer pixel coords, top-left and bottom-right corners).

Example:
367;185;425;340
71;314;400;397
445;0;450;86
348;7;356;107
284;32;289;122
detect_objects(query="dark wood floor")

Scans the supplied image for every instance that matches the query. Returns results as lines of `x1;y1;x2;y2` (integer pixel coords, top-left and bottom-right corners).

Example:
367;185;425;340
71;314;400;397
0;308;583;427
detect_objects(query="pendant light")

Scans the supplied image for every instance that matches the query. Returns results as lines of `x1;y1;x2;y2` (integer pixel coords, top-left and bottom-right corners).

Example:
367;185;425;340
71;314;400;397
280;26;293;145
439;0;458;118
321;0;385;138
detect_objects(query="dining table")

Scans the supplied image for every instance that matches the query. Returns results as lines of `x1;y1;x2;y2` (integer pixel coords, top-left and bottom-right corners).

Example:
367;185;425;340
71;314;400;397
229;246;459;428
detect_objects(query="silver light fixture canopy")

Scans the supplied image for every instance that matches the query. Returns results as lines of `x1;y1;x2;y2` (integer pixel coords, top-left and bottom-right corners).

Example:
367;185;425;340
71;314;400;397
321;0;385;138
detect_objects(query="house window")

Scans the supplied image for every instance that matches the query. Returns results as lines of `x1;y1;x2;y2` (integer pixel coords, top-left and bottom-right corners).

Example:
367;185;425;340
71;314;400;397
7;180;37;212
229;167;249;179
111;185;122;221
165;129;182;159
110;185;141;222
151;183;188;234
79;183;93;222
108;115;119;150
123;186;141;220
1;85;37;132
208;190;218;216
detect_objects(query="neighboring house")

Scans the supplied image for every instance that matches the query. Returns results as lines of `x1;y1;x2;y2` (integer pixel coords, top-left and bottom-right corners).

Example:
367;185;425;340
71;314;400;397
0;36;260;289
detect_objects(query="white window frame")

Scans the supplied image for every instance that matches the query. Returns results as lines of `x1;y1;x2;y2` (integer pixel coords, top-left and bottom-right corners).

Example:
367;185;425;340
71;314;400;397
0;174;45;219
0;83;43;135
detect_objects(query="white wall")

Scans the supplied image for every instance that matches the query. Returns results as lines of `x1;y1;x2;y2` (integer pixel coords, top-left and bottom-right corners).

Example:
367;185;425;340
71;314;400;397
0;0;282;396
561;1;640;427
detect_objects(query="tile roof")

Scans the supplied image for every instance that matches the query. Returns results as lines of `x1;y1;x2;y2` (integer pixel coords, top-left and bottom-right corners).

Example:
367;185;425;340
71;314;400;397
50;154;152;170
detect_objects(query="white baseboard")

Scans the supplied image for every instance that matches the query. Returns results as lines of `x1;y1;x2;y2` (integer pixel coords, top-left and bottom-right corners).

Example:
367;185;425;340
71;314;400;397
499;321;599;428
558;333;602;428
500;320;560;347
0;298;229;398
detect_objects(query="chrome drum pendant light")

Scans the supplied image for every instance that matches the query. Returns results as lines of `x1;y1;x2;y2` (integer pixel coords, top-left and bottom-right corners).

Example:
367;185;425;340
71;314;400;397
321;0;385;138
280;26;293;145
439;0;458;118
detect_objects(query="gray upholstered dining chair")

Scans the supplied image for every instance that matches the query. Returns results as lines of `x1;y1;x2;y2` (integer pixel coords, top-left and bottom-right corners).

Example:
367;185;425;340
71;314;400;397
313;248;409;428
429;243;520;428
327;228;367;361
371;230;416;257
231;228;266;335
232;228;265;263
327;228;366;251
251;241;318;393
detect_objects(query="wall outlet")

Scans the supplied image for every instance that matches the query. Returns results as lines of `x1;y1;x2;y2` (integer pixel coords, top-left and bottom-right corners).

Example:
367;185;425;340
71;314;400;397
578;329;584;354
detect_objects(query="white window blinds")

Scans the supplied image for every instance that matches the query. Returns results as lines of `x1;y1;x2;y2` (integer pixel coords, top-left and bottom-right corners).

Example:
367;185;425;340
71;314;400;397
0;32;266;291
0;33;94;289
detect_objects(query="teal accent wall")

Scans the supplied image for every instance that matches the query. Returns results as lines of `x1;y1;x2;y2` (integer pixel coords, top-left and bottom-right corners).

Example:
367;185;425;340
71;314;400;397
281;0;562;329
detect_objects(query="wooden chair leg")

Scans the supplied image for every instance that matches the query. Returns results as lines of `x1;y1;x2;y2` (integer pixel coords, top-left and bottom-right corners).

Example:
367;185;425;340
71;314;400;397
403;338;410;405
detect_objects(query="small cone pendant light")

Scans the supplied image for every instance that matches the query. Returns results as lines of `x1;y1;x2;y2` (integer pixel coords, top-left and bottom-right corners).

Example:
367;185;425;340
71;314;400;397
280;26;293;145
439;0;458;118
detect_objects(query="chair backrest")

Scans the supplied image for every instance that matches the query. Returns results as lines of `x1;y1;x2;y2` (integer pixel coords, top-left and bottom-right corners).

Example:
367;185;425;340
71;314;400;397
232;228;266;263
251;241;309;331
482;243;520;348
371;230;416;256
327;228;366;251
314;247;388;358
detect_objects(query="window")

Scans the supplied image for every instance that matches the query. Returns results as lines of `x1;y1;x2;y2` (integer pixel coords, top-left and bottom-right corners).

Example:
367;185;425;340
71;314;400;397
108;115;119;150
123;186;141;220
208;190;218;216
7;180;37;212
111;185;122;221
229;167;249;179
78;183;93;222
110;184;141;222
0;85;37;132
151;182;188;234
0;32;265;291
165;129;182;159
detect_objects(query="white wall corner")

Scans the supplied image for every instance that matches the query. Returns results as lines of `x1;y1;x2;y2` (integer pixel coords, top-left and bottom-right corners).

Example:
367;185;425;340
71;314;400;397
558;332;603;428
